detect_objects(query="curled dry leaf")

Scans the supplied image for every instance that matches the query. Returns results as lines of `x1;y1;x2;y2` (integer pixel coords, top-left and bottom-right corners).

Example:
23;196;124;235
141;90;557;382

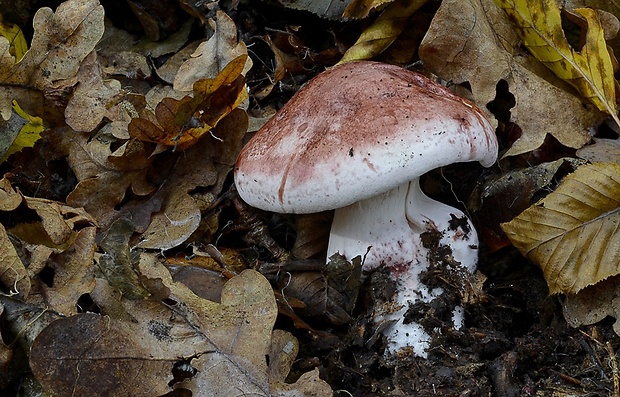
501;162;620;294
419;0;604;156
494;0;620;126
0;224;29;299
338;0;427;64
129;55;247;150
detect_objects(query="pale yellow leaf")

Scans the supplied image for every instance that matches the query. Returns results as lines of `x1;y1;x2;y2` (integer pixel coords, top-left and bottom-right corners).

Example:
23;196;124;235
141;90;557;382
494;0;620;125
501;162;620;294
338;0;428;64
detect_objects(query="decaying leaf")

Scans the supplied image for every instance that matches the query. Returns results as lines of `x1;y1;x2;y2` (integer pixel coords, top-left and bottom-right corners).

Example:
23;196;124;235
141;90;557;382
30;262;331;396
494;0;620;126
64;51;122;132
419;0;604;156
501;162;620;294
338;0;427;64
562;275;620;337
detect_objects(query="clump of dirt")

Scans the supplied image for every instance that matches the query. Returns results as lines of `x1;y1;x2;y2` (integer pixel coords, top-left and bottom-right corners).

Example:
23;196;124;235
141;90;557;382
290;246;620;396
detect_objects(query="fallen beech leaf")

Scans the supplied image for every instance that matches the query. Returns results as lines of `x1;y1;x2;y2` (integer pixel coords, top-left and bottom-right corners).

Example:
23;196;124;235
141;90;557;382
0;223;29;299
338;0;427;64
494;0;620;125
419;0;604;156
501;162;620;294
174;11;252;92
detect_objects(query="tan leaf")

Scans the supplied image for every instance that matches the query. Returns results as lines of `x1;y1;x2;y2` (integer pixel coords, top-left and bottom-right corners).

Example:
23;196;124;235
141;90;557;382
419;0;604;156
0;224;30;299
30;259;331;396
7;0;104;89
501;162;620;294
173;11;252;92
64;51;122;132
24;196;96;246
40;227;97;315
494;0;620;125
0;176;22;211
129;55;247;150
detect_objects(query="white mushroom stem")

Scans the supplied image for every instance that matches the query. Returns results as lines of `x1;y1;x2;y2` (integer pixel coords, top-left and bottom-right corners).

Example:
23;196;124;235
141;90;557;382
327;179;479;356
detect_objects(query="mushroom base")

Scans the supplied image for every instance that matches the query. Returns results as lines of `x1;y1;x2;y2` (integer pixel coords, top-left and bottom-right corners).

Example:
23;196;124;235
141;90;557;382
327;180;479;357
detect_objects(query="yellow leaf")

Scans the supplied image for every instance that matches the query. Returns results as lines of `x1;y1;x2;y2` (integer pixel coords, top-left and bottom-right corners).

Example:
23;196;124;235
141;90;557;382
494;0;620;126
0;14;27;61
501;162;620;294
338;0;428;64
1;101;45;162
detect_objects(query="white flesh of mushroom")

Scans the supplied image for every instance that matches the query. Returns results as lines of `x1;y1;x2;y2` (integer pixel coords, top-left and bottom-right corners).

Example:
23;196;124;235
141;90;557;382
327;179;478;357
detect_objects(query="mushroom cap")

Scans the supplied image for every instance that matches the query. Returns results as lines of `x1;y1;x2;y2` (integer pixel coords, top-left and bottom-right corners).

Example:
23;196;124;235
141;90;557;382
235;61;498;214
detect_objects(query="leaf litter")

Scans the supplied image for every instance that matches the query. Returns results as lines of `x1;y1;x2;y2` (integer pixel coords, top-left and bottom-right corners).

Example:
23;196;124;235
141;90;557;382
3;0;620;395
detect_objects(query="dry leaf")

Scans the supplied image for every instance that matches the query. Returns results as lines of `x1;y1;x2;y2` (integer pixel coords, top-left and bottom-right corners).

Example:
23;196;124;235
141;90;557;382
0;223;29;299
338;0;427;64
64;51;121;132
343;0;393;19
129;55;247;150
173;11;252;92
501;162;620;294
7;0;104;89
576;137;620;163
30;258;331;396
494;0;620;125
562;274;620;336
39;227;97;315
419;0;604;156
61;129;154;230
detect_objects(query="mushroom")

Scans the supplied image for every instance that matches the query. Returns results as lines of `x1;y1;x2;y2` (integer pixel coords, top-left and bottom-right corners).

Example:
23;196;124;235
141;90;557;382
234;61;498;356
